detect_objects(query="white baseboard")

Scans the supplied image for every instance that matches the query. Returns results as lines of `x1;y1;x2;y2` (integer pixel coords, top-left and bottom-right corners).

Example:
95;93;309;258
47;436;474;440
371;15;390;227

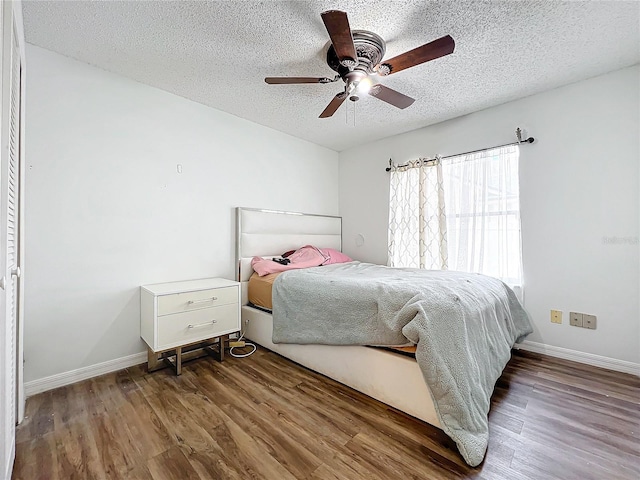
515;340;640;376
22;341;640;398
24;351;147;397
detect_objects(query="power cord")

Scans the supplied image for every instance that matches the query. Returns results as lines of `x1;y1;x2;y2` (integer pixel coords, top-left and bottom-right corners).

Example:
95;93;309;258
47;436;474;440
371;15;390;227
229;332;257;358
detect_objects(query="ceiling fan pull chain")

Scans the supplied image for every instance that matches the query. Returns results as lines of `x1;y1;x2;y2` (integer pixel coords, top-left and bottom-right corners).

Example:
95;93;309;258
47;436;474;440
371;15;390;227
345;99;349;125
354;99;357;127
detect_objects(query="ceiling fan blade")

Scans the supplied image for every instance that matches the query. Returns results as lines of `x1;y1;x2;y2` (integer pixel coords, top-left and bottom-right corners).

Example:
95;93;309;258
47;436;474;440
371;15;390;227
265;77;334;84
321;10;357;66
368;84;415;109
378;35;455;76
319;92;347;118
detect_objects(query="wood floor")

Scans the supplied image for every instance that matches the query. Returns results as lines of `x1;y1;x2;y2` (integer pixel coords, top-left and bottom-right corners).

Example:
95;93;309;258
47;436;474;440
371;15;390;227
13;347;640;480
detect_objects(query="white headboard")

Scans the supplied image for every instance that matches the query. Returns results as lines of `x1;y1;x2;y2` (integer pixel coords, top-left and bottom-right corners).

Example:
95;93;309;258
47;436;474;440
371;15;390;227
236;207;342;303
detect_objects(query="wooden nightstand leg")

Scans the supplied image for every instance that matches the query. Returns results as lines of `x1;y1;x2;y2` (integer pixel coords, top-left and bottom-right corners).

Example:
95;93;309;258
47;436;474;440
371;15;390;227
147;347;161;373
175;346;182;375
219;335;227;362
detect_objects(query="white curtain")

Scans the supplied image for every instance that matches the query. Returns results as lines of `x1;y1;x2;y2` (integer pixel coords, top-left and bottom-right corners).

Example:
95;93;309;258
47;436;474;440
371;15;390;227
388;159;448;269
387;145;523;291
442;146;522;288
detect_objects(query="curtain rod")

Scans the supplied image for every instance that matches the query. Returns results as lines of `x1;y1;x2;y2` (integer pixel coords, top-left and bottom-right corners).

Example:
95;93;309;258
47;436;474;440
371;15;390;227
385;129;535;172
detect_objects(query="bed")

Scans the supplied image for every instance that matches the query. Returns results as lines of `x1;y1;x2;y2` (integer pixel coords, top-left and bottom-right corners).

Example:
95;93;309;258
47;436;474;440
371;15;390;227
236;208;521;465
237;207;441;427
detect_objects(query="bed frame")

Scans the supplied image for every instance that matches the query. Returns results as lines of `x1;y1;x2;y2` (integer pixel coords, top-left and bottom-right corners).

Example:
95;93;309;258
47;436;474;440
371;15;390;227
236;207;440;428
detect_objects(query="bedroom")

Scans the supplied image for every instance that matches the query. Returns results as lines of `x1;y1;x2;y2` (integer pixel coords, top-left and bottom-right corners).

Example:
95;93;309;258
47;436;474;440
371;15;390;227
1;0;638;479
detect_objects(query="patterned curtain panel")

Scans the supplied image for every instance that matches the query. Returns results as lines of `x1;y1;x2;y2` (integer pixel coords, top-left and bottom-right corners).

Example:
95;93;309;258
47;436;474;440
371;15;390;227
388;159;448;269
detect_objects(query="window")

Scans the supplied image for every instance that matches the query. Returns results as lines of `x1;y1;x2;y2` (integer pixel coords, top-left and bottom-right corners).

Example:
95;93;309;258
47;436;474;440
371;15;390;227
388;145;523;290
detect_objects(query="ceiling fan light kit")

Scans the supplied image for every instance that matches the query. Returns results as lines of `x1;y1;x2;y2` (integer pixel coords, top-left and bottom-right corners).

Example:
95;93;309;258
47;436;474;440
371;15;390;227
265;10;455;119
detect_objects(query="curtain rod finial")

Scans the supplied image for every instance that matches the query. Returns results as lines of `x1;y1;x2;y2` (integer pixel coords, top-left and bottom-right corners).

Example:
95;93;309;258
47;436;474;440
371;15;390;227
515;127;523;142
386;158;393;172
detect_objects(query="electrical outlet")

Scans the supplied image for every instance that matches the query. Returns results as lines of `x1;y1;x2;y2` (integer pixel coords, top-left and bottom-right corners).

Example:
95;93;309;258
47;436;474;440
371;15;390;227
570;312;583;327
583;314;597;329
550;310;562;324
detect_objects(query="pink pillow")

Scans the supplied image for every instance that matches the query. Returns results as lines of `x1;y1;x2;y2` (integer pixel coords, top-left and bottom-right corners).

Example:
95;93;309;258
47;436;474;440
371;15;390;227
250;246;351;276
320;248;352;265
251;245;328;276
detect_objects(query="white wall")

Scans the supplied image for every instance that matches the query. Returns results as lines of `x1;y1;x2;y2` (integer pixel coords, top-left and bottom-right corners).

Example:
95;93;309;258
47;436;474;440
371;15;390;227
24;45;339;383
339;66;639;364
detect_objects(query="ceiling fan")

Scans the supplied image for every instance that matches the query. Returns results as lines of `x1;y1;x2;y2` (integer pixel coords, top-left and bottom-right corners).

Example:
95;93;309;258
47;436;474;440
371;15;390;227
265;10;455;119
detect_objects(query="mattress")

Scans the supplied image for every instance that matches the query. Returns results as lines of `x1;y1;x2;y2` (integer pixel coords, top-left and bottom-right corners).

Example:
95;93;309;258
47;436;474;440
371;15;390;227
387;345;417;355
248;272;280;310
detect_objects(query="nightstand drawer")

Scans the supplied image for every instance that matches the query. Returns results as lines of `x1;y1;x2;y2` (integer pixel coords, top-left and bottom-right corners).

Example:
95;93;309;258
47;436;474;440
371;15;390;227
157;286;238;316
157;303;240;348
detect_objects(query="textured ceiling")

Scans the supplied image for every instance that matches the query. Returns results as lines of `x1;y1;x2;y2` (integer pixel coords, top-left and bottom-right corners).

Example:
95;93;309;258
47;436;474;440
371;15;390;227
23;0;640;151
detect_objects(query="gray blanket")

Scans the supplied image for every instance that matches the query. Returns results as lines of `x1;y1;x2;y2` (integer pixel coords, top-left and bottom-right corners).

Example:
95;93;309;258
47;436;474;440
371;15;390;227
272;261;533;467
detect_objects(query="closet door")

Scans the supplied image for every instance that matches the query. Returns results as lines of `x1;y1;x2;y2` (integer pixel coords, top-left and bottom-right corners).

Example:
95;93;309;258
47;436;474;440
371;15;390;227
0;2;24;477
7;12;22;429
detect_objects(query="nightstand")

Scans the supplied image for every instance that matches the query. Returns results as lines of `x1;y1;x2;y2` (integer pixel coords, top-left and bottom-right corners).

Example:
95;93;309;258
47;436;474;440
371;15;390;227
140;278;240;375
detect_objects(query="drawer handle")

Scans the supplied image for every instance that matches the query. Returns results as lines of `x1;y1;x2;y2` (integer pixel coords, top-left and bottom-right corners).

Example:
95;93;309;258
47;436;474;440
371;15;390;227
188;297;218;305
188;320;218;329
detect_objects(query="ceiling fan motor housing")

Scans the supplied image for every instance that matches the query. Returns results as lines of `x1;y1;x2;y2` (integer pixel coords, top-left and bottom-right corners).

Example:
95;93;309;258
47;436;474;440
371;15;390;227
327;30;386;87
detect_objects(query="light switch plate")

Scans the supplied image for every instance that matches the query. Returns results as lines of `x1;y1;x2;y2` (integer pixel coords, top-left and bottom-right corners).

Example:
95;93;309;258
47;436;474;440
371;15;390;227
551;310;562;324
